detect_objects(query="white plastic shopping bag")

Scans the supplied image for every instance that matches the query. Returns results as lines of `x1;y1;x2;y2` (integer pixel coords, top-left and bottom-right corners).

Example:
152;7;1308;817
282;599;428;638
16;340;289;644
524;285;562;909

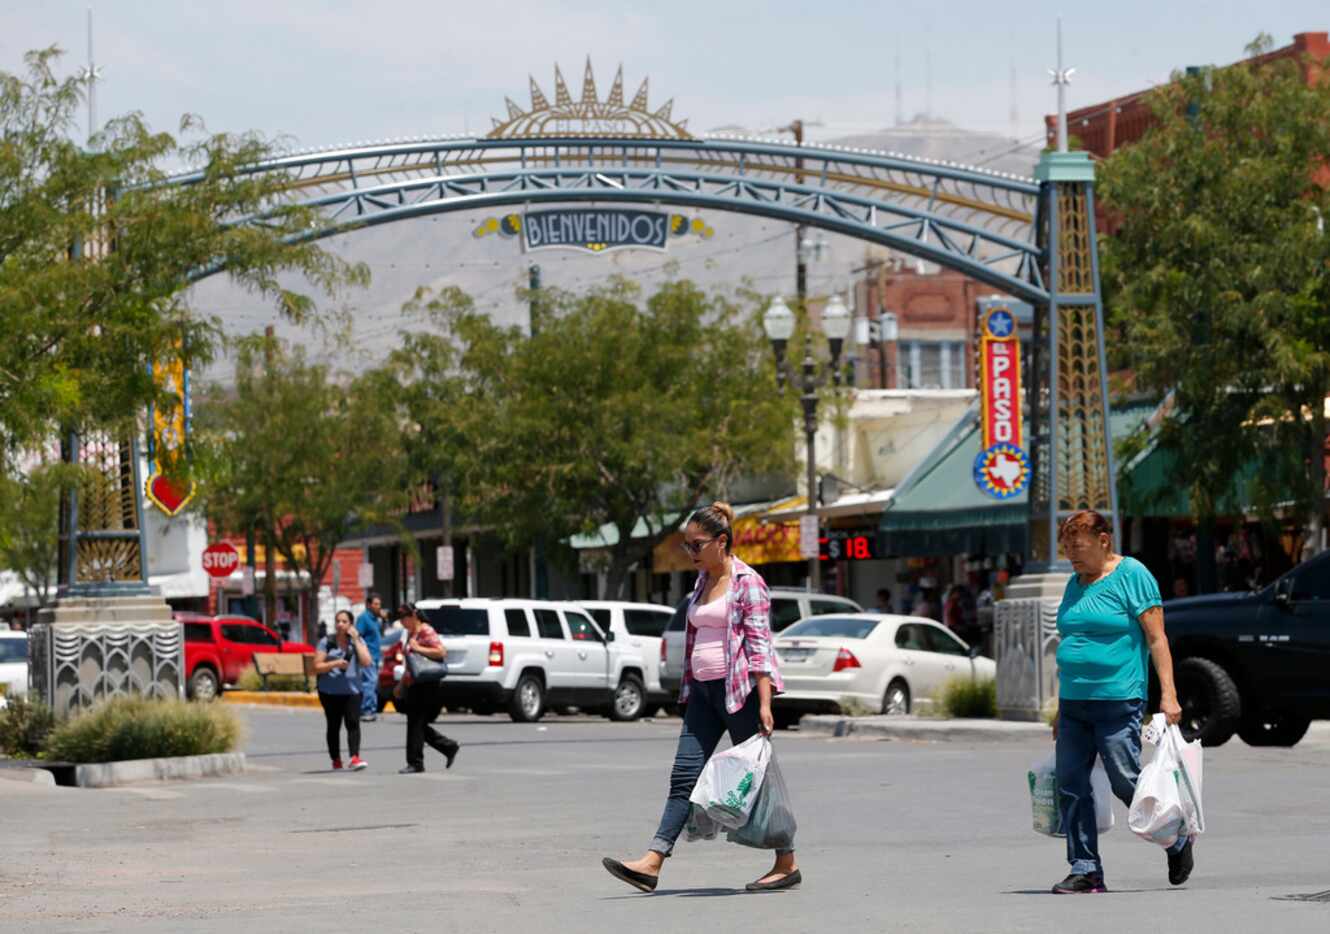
1129;714;1205;847
1028;753;1113;837
688;734;772;830
727;753;797;850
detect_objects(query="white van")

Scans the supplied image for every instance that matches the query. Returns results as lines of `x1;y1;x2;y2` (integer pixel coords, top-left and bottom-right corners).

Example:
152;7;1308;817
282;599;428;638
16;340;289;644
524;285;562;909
415;598;649;722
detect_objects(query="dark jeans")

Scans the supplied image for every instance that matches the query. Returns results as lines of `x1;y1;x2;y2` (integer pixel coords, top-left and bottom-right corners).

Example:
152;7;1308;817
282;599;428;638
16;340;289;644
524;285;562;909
401;683;456;769
649;678;794;857
1056;697;1188;876
318;691;360;761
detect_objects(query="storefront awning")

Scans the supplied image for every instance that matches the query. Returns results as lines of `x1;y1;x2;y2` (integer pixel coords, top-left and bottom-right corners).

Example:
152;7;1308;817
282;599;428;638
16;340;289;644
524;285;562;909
878;404;1027;556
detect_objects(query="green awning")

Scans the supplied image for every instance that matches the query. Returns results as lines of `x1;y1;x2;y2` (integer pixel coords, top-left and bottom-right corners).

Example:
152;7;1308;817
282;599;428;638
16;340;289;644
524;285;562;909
878;402;1158;556
1118;433;1259;518
878;404;1027;556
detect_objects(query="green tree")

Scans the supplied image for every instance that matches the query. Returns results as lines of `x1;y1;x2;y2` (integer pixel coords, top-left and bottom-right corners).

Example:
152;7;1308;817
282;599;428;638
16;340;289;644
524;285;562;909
0;48;366;449
194;335;408;641
0;457;71;608
1099;38;1330;578
406;277;795;598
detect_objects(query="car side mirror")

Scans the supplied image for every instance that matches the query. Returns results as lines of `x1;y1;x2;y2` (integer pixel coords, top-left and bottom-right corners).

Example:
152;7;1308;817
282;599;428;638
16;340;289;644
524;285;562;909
605;631;615;643
968;644;981;659
1274;577;1293;607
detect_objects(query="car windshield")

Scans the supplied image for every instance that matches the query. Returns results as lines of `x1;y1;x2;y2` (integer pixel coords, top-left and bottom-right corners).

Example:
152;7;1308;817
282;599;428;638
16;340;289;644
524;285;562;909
0;638;26;663
781;617;879;640
422;607;490;637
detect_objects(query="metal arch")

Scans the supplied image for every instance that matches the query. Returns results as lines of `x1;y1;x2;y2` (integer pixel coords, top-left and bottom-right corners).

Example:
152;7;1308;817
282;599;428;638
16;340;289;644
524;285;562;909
176;135;1047;299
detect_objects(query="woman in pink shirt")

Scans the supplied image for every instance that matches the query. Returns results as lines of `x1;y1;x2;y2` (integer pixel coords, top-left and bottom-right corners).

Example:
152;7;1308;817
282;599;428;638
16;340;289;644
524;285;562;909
603;502;799;894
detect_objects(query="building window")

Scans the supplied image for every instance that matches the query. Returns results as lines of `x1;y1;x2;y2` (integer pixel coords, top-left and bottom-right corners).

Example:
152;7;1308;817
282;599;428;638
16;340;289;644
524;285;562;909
901;341;967;389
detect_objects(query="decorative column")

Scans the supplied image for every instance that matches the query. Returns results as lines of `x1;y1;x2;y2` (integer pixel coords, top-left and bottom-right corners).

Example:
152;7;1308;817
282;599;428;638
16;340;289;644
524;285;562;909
30;431;182;716
995;148;1118;721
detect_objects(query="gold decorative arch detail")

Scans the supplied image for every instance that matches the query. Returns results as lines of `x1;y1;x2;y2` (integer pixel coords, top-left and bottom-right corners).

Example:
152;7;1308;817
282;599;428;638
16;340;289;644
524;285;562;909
488;58;693;140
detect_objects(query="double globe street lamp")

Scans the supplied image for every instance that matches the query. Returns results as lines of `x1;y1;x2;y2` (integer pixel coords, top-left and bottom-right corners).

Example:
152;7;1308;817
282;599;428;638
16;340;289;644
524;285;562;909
763;292;853;590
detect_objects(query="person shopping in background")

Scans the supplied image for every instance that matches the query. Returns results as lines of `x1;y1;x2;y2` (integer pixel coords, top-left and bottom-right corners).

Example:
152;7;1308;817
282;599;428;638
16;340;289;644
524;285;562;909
313;610;372;771
1051;509;1194;894
355;592;384;721
602;502;799;894
394;603;460;774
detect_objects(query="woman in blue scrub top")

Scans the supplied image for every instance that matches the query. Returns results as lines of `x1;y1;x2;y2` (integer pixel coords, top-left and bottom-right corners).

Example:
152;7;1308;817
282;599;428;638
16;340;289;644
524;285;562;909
1051;509;1194;894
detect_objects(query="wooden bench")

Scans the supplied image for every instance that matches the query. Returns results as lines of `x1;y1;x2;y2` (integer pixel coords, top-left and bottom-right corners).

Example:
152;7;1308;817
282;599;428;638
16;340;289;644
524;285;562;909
252;653;314;692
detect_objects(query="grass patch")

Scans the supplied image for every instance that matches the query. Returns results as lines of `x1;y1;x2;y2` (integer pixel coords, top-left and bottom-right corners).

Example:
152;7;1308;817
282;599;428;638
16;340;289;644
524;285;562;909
235;668;311;693
837;696;880;718
43;696;242;763
939;676;997;719
0;695;58;758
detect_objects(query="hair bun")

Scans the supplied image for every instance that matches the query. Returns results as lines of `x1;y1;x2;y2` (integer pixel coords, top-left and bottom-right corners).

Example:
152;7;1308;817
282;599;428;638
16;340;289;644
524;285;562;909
711;501;736;524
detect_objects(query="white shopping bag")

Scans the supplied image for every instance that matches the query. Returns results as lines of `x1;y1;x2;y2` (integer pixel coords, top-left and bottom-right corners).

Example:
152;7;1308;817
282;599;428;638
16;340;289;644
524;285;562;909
688;734;772;830
1028;753;1113;837
1129;713;1205;847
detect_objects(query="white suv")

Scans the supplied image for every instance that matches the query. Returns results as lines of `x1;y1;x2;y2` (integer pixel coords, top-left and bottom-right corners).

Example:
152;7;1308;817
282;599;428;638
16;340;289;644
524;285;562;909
579;601;674;711
416;598;650;723
661;589;864;700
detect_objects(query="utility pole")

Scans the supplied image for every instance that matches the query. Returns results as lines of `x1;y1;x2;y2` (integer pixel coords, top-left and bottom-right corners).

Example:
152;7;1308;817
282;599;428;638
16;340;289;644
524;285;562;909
789;120;808;306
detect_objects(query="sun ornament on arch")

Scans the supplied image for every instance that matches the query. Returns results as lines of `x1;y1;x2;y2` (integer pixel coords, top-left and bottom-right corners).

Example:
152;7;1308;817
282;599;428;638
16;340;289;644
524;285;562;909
487;57;693;141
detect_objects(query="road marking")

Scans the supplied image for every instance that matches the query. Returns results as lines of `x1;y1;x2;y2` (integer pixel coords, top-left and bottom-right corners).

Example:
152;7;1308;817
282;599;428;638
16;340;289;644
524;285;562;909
287;777;355;787
107;787;185;800
195;782;269;793
413;772;478;782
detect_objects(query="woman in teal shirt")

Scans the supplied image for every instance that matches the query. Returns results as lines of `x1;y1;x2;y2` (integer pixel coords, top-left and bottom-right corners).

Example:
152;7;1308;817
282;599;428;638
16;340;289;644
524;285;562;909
1052;510;1193;894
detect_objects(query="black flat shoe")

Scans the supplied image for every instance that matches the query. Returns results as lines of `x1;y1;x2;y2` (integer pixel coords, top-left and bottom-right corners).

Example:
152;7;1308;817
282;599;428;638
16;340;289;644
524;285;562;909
602;857;658;893
746;869;802;892
1168;837;1194;886
444;742;460;770
398;764;424;774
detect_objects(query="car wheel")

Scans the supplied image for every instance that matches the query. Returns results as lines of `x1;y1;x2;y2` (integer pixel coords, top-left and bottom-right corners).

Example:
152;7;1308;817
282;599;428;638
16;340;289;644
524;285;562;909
509;673;545;723
189;668;220;702
1175;657;1241;747
882;679;911;716
773;709;801;730
1238;711;1311;747
609;674;646;722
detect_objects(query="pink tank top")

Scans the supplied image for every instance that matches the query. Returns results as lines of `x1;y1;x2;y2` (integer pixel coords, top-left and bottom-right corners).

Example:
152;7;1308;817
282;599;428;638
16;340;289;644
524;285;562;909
689;593;728;682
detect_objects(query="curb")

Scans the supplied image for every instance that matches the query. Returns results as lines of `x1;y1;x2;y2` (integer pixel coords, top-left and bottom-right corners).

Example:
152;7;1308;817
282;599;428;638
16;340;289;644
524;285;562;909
801;715;1050;742
74;752;247;788
0;766;57;787
222;690;321;709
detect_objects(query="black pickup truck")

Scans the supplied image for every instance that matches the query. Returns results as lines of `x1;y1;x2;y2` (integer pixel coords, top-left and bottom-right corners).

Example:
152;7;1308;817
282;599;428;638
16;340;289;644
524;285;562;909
1159;549;1329;747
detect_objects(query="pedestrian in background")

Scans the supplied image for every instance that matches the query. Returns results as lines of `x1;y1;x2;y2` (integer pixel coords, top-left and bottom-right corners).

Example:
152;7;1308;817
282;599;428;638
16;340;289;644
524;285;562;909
355;592;384;722
394;603;460;774
1051;509;1193;894
873;587;893;614
313;610;371;771
603;502;799;894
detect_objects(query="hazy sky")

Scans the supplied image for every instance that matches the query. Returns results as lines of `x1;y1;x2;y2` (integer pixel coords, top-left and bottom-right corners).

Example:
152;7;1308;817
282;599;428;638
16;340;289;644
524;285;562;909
3;1;1325;147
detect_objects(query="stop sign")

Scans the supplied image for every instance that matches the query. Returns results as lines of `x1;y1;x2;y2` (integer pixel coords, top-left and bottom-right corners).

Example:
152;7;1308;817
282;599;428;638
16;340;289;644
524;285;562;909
202;542;240;578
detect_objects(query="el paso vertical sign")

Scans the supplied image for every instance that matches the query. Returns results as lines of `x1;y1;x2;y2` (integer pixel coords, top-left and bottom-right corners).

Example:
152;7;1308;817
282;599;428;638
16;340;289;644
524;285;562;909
979;307;1022;450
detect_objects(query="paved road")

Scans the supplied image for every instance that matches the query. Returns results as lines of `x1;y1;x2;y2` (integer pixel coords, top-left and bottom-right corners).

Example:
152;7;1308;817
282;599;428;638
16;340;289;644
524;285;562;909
2;707;1329;933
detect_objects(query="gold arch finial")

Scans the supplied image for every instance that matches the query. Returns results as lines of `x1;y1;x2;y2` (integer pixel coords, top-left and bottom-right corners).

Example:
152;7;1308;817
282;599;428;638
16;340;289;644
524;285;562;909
487;61;691;140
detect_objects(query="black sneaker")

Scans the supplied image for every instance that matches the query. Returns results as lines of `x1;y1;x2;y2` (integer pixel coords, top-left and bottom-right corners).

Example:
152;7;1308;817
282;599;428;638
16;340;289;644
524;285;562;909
1052;873;1106;894
398;764;424;774
1168;837;1194;886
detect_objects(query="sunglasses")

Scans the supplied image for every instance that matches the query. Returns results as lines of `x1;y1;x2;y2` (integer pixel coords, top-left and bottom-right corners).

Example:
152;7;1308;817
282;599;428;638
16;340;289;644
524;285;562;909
679;537;716;556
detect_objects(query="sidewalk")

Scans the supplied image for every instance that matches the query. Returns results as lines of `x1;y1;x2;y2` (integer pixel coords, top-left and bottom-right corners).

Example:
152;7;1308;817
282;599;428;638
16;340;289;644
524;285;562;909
800;713;1050;742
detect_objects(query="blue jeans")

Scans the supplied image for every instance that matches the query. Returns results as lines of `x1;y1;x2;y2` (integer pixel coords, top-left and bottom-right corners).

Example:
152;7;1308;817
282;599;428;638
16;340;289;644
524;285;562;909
649;678;794;857
1056;697;1188;876
359;661;379;716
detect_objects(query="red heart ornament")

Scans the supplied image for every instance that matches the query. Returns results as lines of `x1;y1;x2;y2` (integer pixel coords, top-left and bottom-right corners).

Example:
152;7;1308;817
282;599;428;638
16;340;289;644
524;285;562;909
146;473;194;516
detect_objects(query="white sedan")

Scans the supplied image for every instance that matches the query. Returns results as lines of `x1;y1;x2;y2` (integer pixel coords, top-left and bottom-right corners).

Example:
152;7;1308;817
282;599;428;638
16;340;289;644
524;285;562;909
0;629;28;702
772;613;995;721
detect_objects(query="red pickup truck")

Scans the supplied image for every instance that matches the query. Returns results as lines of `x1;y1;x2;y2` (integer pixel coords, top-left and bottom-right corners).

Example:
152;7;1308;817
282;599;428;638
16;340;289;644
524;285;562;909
177;613;315;700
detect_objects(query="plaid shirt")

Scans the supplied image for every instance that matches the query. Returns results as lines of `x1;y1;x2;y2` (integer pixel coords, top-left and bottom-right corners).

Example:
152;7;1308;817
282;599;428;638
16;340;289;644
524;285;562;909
679;556;784;714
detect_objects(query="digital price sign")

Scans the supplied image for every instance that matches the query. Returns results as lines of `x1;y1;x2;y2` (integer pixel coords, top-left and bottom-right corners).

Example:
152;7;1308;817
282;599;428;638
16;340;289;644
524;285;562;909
820;529;880;562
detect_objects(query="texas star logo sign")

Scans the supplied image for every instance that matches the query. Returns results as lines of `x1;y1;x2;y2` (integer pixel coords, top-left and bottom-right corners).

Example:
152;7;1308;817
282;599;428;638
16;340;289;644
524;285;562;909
973;442;1030;501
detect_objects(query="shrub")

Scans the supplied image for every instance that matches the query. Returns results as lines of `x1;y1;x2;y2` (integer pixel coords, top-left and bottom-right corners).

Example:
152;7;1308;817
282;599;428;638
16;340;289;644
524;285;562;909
0;695;58;757
235;668;310;693
837;696;880;718
44;696;242;763
939;676;997;719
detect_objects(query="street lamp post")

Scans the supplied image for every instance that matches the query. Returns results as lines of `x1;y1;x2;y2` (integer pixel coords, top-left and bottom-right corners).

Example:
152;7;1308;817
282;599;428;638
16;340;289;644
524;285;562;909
764;293;851;592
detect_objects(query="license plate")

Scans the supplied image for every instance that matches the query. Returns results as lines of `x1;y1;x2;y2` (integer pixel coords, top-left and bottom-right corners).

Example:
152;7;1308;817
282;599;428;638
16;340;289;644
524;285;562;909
779;648;813;662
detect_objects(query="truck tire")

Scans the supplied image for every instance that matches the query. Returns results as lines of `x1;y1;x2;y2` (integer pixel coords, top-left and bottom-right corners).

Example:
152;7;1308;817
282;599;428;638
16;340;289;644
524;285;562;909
1175;657;1241;747
189;667;220;702
509;672;546;723
1238;712;1311;747
609;674;646;721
